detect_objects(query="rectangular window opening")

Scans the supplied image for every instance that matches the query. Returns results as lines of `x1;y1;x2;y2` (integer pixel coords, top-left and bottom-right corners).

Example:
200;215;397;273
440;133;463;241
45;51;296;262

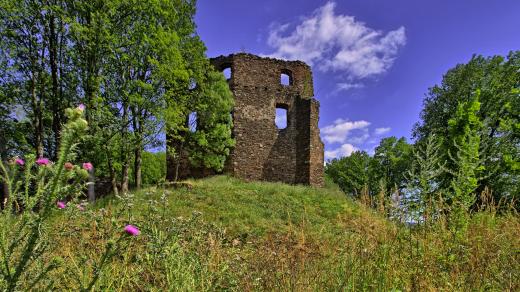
275;107;288;129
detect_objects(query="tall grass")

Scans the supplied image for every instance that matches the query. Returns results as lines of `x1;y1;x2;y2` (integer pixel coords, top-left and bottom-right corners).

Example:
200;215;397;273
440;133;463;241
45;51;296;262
2;175;517;290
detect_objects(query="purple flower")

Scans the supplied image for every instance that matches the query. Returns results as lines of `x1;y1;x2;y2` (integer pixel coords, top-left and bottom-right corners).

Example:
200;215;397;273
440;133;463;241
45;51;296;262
36;158;50;166
77;103;85;111
15;158;24;166
82;162;93;172
124;225;140;236
57;201;67;209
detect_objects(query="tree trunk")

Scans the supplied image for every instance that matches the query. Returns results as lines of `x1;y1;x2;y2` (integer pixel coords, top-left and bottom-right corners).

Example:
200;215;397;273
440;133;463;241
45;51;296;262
121;162;129;193
48;12;61;160
0;120;7;160
104;144;119;196
134;147;142;189
37;68;45;158
131;107;143;189
120;103;130;193
174;141;184;182
31;72;44;158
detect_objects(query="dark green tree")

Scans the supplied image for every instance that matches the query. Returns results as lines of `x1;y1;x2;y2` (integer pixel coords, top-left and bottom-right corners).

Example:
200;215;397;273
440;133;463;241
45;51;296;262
413;52;520;203
325;151;372;196
371;136;413;194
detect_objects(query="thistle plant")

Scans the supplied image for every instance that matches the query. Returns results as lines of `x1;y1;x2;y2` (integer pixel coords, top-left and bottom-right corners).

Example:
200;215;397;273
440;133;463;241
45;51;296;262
445;91;485;239
0;105;90;291
405;134;445;223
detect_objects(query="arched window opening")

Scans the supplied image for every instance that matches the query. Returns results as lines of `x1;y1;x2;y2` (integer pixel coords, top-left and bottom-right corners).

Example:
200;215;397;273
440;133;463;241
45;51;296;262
275;105;288;129
280;69;293;86
188;112;197;132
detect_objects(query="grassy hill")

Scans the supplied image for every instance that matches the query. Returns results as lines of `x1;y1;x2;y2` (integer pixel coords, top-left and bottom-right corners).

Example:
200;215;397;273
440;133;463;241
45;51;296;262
27;176;520;290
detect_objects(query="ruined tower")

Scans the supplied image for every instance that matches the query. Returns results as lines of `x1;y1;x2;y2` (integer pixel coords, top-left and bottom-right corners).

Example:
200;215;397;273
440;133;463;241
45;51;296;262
168;53;324;186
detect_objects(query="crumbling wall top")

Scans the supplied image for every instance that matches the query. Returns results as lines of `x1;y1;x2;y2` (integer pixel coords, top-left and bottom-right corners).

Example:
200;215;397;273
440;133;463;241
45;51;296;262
211;53;315;99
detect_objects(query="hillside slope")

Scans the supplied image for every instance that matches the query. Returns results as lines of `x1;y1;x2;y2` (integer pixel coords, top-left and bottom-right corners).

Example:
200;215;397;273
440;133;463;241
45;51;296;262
36;176;520;290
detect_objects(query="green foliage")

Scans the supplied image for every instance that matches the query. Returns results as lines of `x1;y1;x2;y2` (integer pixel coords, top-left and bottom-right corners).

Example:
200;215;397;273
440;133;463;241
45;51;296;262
325;150;372;196
414;51;520;203
136;151;166;186
446;91;483;209
0;0;235;192
186;69;235;172
326;136;413;198
328;52;519;214
371;136;413;193
165;35;235;180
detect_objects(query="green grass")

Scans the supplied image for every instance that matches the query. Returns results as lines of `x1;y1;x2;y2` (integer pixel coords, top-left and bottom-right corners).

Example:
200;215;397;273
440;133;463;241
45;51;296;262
130;176;358;236
10;176;520;290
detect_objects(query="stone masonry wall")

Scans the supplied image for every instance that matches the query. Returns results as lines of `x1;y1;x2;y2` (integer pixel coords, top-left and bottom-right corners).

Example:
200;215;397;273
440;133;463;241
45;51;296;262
167;53;324;187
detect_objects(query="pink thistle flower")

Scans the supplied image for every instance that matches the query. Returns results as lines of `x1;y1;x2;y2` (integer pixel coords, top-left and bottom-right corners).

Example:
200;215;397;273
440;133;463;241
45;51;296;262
36;158;50;166
82;162;93;172
124;225;140;236
15;158;25;166
57;201;67;209
77;103;85;111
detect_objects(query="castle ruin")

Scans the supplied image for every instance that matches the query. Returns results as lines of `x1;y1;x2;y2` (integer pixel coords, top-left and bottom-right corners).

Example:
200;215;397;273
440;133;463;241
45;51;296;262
167;53;324;187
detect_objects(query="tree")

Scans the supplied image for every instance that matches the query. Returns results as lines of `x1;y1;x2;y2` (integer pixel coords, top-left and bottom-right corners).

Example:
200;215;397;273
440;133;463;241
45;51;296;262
325;151;372;196
138;151;166;186
413;52;520;203
1;0;236;195
163;1;234;182
325;137;412;198
371;136;413;194
184;69;234;173
0;0;49;158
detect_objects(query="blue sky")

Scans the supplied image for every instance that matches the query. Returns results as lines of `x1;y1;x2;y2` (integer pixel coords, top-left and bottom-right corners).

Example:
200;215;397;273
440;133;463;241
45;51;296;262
195;0;520;160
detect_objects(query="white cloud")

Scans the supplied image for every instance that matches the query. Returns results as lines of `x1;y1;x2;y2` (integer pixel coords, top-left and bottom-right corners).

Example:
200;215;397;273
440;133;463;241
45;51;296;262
336;82;364;92
348;131;370;144
266;1;406;88
374;127;391;135
325;143;358;160
321;118;370;144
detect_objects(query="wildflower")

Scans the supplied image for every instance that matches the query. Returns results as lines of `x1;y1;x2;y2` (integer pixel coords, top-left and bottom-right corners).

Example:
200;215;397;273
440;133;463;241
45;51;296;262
64;162;74;171
124;225;140;236
77;204;85;211
77;103;85;111
82;162;93;172
57;201;67;209
15;158;25;166
36;158;50;166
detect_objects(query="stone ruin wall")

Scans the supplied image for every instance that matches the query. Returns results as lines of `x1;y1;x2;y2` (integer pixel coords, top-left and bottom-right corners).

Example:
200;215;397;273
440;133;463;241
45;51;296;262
167;53;324;187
